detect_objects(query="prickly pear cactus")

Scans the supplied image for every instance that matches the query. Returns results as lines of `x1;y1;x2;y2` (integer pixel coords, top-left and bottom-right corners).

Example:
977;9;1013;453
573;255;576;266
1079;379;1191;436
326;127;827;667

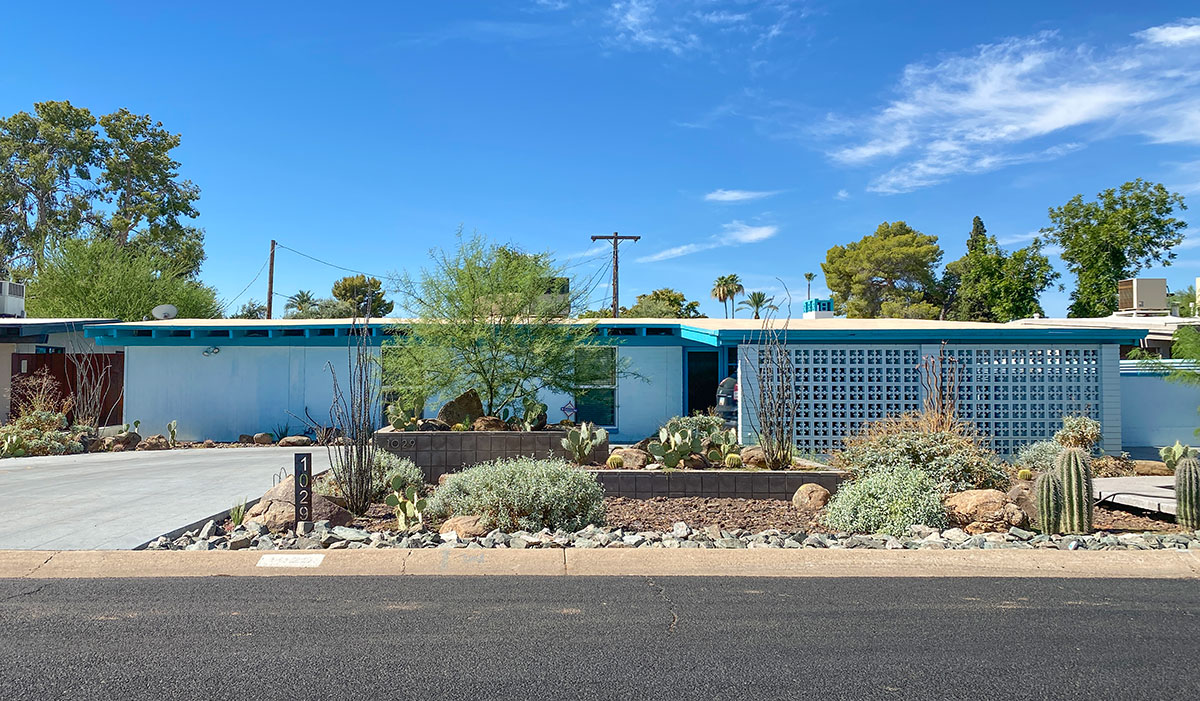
1056;447;1093;535
1176;455;1200;530
383;477;427;531
1034;471;1063;534
561;422;607;464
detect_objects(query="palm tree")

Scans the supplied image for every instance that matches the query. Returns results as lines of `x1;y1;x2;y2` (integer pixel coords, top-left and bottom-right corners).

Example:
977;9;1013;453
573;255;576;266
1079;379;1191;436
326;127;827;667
286;289;318;315
737;291;778;319
711;274;745;318
804;272;816;300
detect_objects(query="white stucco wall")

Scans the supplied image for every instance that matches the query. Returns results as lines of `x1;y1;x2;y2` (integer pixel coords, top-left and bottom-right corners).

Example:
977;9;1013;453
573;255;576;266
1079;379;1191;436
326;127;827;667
1120;371;1200;450
123;345;378;441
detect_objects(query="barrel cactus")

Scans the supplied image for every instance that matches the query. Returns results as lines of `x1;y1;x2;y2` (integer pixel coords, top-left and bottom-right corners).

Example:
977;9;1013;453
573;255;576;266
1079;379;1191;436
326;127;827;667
605;453;625;469
1176;455;1200;530
1034;471;1063;534
1056;447;1093;534
723;453;743;468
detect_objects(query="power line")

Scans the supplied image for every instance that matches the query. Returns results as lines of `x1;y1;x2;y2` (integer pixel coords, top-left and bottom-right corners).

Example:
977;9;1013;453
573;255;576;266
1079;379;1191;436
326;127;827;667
218;256;270;312
274;242;390;280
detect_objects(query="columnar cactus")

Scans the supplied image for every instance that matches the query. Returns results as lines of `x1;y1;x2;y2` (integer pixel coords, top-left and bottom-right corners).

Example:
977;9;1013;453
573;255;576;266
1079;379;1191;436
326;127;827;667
1034;471;1063;534
1176;455;1200;530
1056;447;1093;535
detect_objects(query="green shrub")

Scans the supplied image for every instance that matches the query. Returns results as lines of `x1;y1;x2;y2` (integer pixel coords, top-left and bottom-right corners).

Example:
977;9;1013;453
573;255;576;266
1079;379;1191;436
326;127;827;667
832;414;1007;492
1014;440;1062;474
374;453;424;498
822;465;948;537
1054;415;1102;449
662;414;725;437
0;411;85;457
426;457;605;532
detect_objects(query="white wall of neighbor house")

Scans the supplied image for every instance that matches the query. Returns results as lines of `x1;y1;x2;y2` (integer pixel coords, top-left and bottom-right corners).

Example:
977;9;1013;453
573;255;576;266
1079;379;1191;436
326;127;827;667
739;341;1123;457
1120;370;1200;451
123;345;378;441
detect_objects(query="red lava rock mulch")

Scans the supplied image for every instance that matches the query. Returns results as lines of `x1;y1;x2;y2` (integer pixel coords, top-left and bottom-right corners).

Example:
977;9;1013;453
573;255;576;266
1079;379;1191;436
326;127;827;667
1094;505;1185;534
600;496;821;532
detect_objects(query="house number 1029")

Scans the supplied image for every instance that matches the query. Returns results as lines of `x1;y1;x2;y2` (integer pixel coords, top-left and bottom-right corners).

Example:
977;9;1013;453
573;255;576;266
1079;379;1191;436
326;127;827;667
294;452;313;527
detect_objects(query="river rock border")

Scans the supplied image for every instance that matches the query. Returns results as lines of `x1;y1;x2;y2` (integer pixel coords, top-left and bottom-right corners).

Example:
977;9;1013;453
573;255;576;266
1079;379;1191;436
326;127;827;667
149;520;1200;553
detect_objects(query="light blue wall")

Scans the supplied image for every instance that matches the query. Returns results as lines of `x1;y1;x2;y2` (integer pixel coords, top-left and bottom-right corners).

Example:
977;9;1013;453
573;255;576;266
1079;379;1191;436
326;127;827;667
123;343;681;443
123;345;374;441
1120;371;1200;450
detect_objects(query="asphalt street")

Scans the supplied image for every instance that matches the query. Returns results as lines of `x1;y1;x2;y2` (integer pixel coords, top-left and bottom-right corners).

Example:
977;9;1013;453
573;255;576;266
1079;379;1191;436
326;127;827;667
1;576;1196;700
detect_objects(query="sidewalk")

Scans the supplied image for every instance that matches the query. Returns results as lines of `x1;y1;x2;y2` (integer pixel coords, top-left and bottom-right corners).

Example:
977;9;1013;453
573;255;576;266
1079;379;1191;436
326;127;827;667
2;548;1197;579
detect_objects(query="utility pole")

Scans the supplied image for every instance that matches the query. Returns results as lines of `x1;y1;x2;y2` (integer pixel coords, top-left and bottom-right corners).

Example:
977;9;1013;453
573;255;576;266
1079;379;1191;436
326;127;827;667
591;232;640;318
265;239;277;319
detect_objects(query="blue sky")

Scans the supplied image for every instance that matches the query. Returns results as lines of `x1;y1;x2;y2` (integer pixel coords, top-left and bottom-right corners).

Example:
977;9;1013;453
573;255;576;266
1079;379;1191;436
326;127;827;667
3;1;1200;317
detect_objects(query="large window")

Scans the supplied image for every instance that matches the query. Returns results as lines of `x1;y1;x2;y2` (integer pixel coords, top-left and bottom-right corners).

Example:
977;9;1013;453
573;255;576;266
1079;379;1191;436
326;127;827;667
575;347;616;426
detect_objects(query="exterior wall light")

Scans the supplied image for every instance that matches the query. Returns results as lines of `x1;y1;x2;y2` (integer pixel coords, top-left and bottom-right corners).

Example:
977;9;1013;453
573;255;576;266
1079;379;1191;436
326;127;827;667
202;346;221;357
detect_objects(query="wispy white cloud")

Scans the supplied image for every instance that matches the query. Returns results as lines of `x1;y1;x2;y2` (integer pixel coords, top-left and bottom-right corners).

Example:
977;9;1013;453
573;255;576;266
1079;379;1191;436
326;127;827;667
603;0;807;56
704;188;780;202
637;220;779;262
1135;18;1200;46
826;19;1200;193
997;231;1039;246
835;189;850;200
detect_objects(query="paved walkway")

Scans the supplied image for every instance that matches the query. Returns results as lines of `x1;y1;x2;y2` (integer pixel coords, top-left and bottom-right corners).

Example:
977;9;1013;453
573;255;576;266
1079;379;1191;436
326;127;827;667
1094;476;1176;515
0;448;330;550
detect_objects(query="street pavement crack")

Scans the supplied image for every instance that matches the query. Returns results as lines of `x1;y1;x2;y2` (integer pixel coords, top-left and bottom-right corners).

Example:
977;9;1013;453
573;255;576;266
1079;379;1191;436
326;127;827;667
646;577;678;633
1;582;50;602
26;552;55;578
400;549;411;575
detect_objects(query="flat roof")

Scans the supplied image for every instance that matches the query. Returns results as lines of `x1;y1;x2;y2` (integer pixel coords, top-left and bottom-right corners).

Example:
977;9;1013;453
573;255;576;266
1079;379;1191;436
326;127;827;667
85;316;1147;347
0;318;119;341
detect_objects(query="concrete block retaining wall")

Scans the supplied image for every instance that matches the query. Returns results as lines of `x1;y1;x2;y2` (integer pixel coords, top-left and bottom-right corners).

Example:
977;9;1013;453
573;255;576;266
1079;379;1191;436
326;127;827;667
589;469;846;500
374;427;608;483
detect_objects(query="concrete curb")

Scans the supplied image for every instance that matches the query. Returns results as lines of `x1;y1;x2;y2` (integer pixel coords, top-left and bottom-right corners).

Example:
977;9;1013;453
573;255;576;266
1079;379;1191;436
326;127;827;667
1;549;1197;579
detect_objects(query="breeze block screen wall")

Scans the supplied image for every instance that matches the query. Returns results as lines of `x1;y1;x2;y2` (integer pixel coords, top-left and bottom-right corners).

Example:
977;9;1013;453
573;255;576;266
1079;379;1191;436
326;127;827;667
738;342;1121;457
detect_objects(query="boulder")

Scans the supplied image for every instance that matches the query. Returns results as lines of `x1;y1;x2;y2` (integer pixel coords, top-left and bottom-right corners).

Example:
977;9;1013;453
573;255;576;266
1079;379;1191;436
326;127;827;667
238;434;256;444
632;436;656;452
89;436;115;453
436;389;483;428
417;418;451;431
114;431;141;451
439;515;487;538
136;434;170;451
202;439;217;448
681;453;711;470
253;432;274;445
244;476;354;532
611;447;653;470
278;435;313;447
792;483;831;511
944;488;1028;535
1006;482;1037;525
472;416;508;431
741;445;767;468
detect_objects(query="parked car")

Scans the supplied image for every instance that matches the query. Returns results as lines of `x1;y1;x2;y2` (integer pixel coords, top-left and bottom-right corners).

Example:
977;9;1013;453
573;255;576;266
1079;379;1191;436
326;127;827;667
714;376;737;427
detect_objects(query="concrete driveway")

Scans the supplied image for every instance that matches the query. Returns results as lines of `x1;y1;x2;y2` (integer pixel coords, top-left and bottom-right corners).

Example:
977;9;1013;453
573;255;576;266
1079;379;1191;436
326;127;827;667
0;447;332;550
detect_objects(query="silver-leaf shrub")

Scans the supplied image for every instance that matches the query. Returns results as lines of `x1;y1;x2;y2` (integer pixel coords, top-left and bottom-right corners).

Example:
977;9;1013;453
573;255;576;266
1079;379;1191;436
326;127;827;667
1014;440;1063;474
426;457;605;532
822;466;948;537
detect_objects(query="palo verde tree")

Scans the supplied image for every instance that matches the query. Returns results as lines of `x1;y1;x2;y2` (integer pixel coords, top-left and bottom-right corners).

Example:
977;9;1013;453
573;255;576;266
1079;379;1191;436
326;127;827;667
26;237;220;320
385;232;610;416
0;101;206;279
1040;179;1188;318
822;221;943;318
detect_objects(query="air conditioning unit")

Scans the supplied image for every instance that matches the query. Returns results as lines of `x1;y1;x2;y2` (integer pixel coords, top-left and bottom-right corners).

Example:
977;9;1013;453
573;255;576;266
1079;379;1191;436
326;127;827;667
0;281;26;318
1117;278;1167;312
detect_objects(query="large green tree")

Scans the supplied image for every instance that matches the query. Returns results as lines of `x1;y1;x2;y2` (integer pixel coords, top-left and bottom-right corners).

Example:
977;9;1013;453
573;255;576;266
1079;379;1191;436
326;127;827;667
0;101;205;278
331;274;393;317
944;216;1059;322
26;237;220;320
386;233;608;415
822;221;943;318
1041;179;1188;318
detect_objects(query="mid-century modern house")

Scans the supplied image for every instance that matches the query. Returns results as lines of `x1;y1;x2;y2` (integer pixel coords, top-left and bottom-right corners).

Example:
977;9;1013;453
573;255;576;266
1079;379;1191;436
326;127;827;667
81;315;1165;456
0;317;122;424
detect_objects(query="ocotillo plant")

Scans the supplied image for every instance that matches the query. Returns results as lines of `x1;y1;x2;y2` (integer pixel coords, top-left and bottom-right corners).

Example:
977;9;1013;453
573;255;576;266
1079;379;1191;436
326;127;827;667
1176;454;1200;530
1034;471;1063;534
1056;447;1093;534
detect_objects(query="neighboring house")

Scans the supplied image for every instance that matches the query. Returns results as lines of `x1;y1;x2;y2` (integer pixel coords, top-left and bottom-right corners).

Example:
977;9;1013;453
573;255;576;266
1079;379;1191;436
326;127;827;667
0;318;122;424
86;317;1140;455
